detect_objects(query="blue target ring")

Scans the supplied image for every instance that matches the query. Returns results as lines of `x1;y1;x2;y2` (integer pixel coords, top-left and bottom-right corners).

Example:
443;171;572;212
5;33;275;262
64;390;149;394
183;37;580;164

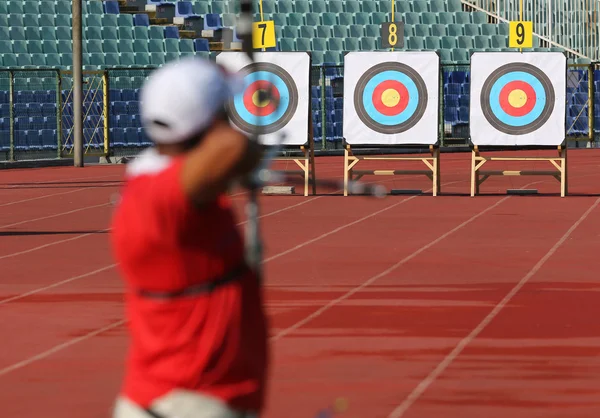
354;62;428;134
226;62;298;135
480;63;555;135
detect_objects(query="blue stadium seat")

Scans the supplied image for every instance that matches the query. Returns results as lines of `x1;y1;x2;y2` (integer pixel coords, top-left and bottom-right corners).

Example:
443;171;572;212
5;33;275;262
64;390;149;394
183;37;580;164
40;129;57;149
176;1;197;17
109;89;122;102
104;1;120;14
110;128;126;146
14;130;28;150
26;130;42;150
444;107;457;124
204;14;222;30
134;14;150;26
457;106;469;124
121;89;136;101
165;26;179;39
194;38;210;51
127;101;140;114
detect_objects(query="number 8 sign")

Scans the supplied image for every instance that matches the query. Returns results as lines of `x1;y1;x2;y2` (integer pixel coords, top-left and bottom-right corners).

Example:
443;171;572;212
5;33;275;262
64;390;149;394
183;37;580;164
381;22;405;49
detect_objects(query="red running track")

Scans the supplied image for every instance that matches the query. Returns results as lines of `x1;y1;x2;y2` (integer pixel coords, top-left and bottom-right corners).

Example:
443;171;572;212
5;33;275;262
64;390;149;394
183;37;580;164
1;150;600;417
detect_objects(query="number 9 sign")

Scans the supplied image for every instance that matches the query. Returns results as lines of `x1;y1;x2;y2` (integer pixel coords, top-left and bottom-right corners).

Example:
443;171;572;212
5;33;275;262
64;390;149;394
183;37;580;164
381;22;404;49
509;21;533;48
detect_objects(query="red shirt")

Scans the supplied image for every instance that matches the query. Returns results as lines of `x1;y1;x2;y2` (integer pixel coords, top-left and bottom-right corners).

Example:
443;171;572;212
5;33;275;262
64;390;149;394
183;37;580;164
110;149;269;412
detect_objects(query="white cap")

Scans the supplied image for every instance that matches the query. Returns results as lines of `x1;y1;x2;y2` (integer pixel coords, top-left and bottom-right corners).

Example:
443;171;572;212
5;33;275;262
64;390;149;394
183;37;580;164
140;57;243;144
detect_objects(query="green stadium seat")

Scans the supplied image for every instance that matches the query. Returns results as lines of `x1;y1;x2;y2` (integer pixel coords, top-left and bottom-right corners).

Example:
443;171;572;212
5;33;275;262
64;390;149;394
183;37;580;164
283;26;299;38
422;12;438;24
0;42;11;54
12;40;28;54
133;40;149;54
321;13;337;26
441;36;458;49
105;53;120;66
361;1;378;13
118;14;134;27
300;26;316;38
295;38;311;51
148;39;165;53
378;2;392;13
28;41;44;54
454;12;471;24
88;53;105;67
405;13;420;25
287;13;304;26
257;0;274;14
134;53;150;67
9;15;24;28
165;38;179;53
408;37;425;50
86;15;102;27
491;35;507;48
452;48;469;62
349;25;365;38
305;13;319;26
39;14;56;27
55;14;71;27
448;24;463;36
102;15;118;28
438;12;454;25
0;16;8;31
17;54;33;67
338;13;353;26
354;12;370;26
46;53;61;67
324;50;341;64
365;24;380;37
56;26;71;40
88;1;104;15
118;27;134;40
86;40;103;54
134;27;150;40
193;3;210;14
41;27;57;41
311;51;324;65
430;0;446;12
458;36;474;49
8;1;24;15
222;13;236;26
439;49;452;63
118;40;135;54
412;1;429;13
150;52;166;66
414;24;429;37
165;52;179;63
404;24;414;36
464;24;480;36
497;23;509;36
211;1;227;14
179;51;194;59
328;38;344;51
103;40;119;54
472;12;488;24
316;26;332;38
23;14;39;27
370;12;386;25
25;27;41;42
57;40;72;54
179;39;194;53
447;0;462;11
425;36;441;50
327;0;343;13
40;2;56;15
333;25;349;38
431;24;446;36
474;35;491;49
396;2;411;13
0;3;7;14
56;1;71;15
279;38;294;51
148;26;164;40
2;54;18;67
481;24;497;36
345;38;360;51
294;0;310;13
272;13;287;26
313;38;327;51
86;27;102;40
360;37;377;50
120;53;135;67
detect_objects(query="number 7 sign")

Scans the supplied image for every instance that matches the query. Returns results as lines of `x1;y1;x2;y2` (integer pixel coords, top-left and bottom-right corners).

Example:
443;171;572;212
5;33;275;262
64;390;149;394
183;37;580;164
252;21;276;49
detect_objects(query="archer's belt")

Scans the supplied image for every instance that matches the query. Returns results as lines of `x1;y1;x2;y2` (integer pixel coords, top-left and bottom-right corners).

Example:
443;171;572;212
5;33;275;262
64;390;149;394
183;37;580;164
135;262;250;300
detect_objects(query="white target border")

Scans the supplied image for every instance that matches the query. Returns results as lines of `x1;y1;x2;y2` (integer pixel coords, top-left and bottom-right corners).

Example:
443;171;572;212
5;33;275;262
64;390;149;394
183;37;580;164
470;51;567;146
216;51;311;146
343;51;440;146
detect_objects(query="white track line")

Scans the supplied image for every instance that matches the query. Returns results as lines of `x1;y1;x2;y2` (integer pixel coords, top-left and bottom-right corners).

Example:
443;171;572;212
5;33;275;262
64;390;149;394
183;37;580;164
1;173;122;188
0;264;118;306
270;195;510;341
1;188;92;207
0;229;109;261
387;197;600;418
0;319;126;378
0;203;110;229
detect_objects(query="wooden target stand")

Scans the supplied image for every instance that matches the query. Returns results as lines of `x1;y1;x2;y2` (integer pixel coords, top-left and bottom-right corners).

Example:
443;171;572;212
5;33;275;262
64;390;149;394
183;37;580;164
343;144;441;196
470;144;568;197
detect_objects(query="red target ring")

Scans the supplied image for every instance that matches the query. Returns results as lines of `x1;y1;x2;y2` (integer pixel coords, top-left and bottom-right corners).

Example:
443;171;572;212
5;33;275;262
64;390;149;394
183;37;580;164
372;80;410;116
498;80;537;117
243;80;280;117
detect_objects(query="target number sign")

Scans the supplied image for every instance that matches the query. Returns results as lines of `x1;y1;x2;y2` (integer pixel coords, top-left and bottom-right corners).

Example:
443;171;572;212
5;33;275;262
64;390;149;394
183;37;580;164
226;61;298;135
381;22;404;49
480;62;554;135
509;21;533;48
252;21;276;49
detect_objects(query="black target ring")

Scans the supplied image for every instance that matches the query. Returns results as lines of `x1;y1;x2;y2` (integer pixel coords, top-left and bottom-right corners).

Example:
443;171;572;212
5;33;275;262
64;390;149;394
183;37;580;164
480;62;555;135
353;62;428;134
226;62;298;135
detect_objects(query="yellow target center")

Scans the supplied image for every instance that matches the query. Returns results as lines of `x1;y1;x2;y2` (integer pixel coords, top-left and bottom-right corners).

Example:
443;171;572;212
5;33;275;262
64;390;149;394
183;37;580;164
508;89;528;108
252;90;270;108
381;88;401;107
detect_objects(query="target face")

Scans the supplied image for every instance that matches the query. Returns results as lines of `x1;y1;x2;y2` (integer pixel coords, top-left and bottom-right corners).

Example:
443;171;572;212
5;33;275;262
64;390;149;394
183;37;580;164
226;62;298;135
480;63;555;135
354;62;428;134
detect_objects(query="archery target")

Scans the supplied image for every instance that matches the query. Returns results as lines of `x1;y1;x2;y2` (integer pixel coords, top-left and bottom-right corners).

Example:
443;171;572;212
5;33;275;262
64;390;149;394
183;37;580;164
470;52;566;146
344;52;440;145
216;52;310;146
